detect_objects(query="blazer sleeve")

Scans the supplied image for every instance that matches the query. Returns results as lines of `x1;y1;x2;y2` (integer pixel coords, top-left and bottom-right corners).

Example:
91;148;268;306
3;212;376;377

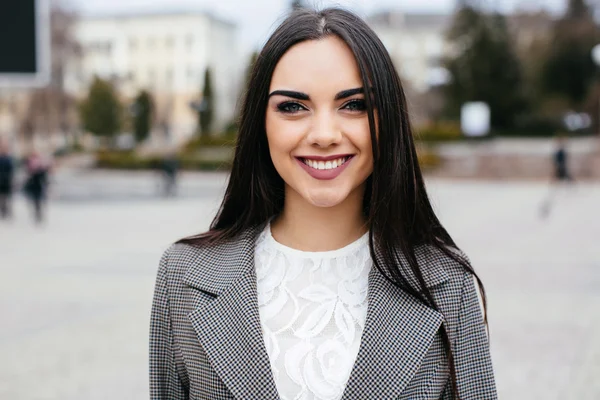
447;272;498;400
149;248;189;400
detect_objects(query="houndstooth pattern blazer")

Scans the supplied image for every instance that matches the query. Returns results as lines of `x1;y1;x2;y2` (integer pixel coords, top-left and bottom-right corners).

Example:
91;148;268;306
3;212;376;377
149;226;497;399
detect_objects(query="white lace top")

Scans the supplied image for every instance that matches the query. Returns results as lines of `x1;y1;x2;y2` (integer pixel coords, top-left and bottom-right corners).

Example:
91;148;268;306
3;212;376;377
255;224;372;400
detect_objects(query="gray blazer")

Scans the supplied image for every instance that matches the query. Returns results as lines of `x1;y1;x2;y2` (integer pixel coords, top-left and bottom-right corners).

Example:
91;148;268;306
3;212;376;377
150;226;497;399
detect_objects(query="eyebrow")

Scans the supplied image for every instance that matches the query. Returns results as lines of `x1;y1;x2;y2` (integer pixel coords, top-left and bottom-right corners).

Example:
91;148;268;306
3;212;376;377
268;87;365;101
334;87;364;100
268;90;309;100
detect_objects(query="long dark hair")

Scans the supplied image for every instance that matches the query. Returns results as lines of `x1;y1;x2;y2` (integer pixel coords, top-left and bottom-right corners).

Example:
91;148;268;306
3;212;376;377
179;7;486;399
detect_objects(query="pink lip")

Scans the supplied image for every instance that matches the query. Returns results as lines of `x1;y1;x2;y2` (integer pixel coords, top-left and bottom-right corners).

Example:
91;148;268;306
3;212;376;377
296;154;353;161
295;156;354;180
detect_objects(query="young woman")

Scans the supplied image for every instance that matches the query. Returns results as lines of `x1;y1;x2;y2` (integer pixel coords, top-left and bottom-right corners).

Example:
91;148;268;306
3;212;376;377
150;7;497;400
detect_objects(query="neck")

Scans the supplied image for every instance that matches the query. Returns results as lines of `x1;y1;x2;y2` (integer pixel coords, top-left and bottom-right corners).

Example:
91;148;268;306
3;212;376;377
270;185;368;252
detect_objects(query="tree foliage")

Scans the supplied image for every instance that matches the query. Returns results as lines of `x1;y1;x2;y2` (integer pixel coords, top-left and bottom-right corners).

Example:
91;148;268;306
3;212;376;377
443;6;527;129
132;90;153;143
540;0;600;108
79;77;122;137
19;1;81;140
199;68;215;136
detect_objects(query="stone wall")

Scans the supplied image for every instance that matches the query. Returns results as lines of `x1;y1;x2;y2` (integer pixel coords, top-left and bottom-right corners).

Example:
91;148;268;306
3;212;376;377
428;137;600;180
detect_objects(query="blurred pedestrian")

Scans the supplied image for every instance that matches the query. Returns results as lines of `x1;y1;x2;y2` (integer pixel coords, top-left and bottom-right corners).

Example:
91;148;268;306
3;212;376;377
160;151;179;197
0;140;15;220
553;136;573;183
540;135;575;218
150;8;496;400
23;150;51;224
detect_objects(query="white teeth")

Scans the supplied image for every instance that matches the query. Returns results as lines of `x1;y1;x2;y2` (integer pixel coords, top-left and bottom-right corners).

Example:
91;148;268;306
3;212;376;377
302;157;349;170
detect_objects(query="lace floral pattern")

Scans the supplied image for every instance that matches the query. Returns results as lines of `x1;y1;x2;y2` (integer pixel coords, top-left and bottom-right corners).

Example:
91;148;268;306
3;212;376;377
255;225;372;400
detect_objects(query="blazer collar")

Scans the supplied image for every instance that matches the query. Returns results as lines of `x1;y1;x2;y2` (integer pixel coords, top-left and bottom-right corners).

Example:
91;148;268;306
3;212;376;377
183;224;280;399
183;227;450;296
182;226;448;399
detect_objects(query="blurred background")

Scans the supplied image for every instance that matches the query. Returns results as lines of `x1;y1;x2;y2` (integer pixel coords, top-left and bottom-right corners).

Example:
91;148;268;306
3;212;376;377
0;0;599;399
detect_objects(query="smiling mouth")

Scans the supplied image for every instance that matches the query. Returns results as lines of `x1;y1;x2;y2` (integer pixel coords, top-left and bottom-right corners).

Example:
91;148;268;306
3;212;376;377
298;156;352;170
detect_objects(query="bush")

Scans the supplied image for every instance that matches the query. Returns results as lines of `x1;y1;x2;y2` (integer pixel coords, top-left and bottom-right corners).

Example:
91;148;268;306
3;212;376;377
496;115;562;137
96;150;159;170
95;150;232;171
178;155;232;171
182;131;238;153
96;145;438;173
416;148;442;170
415;122;463;142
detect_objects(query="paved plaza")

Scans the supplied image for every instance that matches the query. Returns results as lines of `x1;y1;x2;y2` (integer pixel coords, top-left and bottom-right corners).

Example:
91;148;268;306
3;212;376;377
0;171;599;399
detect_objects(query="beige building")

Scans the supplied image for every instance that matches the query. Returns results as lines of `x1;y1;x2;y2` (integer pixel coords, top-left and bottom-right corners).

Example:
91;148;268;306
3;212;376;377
367;12;452;94
367;10;554;92
66;10;240;147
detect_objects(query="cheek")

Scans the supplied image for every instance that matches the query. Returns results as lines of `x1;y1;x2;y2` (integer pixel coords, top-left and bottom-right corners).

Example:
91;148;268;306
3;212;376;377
265;112;306;155
265;112;287;155
343;119;373;158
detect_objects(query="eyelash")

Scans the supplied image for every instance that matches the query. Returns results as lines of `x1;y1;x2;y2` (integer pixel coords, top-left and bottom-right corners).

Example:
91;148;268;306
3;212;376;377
276;99;367;114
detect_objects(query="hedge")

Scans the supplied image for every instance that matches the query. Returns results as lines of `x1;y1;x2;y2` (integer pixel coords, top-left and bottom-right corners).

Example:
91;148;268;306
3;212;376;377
95;151;232;171
96;148;439;171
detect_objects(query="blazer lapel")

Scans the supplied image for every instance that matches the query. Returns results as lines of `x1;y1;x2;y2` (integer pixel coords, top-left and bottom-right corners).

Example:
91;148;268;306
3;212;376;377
181;228;450;400
183;226;279;399
341;262;445;399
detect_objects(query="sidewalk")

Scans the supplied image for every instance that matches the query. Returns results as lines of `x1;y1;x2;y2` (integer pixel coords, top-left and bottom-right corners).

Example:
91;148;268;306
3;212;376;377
1;178;599;399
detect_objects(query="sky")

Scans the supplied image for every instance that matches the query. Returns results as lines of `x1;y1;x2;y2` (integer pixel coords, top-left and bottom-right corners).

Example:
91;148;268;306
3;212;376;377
70;0;566;55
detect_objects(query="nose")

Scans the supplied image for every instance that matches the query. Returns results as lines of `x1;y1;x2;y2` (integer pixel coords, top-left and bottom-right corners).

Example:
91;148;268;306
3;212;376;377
306;111;342;148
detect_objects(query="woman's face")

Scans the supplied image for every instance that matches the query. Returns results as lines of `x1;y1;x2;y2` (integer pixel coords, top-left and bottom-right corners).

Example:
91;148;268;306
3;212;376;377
265;35;374;209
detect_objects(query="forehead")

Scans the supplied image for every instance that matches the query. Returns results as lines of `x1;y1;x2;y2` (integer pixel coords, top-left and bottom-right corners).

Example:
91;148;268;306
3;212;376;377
269;36;362;93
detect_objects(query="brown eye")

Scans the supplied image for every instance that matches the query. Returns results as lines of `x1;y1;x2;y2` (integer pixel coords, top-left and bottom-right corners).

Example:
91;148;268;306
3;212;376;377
277;102;306;113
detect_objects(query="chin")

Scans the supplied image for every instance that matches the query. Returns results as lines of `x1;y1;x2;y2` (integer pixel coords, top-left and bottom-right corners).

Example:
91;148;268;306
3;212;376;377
304;188;351;208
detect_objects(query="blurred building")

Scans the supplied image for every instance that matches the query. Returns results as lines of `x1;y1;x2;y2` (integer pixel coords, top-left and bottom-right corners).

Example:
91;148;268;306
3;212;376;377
367;12;452;94
66;10;240;147
366;10;554;126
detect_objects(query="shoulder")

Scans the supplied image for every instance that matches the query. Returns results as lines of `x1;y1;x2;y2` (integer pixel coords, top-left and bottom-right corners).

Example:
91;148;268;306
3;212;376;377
157;227;260;291
416;245;485;338
414;244;472;290
159;238;244;275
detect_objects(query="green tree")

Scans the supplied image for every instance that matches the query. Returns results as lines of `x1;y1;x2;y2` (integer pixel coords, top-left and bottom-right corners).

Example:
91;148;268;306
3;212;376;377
540;0;600;109
443;7;527;129
79;76;122;138
132;90;153;144
199;68;214;137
